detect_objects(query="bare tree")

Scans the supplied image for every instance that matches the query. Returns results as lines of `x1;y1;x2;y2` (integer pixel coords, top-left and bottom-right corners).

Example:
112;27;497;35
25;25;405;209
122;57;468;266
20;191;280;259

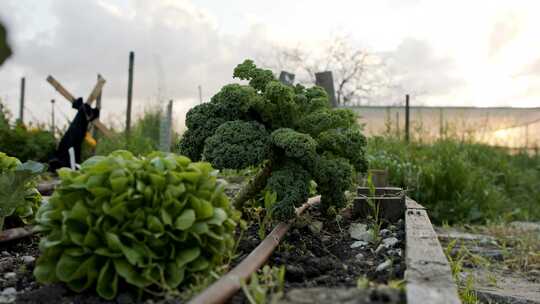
262;35;389;106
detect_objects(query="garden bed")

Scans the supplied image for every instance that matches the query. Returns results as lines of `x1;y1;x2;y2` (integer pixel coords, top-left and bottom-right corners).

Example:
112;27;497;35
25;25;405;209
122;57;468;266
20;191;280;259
0;186;460;304
229;202;407;303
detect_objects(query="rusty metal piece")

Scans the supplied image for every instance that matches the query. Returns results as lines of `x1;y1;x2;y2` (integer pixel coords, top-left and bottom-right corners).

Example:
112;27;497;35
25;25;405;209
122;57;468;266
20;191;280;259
188;196;321;304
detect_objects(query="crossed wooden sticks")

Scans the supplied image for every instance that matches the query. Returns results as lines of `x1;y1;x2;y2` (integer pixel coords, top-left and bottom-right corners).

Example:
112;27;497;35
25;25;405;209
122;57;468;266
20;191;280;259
46;75;112;138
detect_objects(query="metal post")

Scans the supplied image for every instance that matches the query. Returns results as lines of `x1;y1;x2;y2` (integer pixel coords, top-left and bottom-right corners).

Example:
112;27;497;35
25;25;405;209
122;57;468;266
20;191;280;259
51;99;55;135
19;77;25;123
525;123;529;150
439;108;444;139
94;74;103;137
126;51;134;135
405;94;410;143
159;100;173;152
198;85;202;104
396;112;400;139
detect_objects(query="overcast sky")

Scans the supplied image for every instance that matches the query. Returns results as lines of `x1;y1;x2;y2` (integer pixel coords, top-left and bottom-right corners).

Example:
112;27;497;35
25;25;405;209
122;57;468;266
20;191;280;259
1;0;540;131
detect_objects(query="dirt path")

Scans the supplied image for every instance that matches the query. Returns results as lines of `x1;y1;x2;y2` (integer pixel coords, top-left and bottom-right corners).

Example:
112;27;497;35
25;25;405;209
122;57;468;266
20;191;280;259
436;223;540;304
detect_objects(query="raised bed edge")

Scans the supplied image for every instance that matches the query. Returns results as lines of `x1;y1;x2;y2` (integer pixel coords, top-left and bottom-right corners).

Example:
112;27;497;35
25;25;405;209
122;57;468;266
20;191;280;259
405;197;461;304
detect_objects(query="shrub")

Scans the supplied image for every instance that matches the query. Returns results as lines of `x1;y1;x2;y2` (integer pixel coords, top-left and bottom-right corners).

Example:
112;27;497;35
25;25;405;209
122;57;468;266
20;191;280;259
179;60;368;219
0;102;56;162
367;137;540;224
0;152;44;230
33;151;240;299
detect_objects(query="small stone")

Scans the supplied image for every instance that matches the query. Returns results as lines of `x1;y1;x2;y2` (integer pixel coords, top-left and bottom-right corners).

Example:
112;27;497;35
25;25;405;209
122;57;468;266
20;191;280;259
309;221;324;234
286;265;305;282
388;225;397;231
0;287;16;303
388;249;402;257
375;244;385;254
117;293;134;304
355;253;365;261
3;272;16;279
21;256;35;265
376;260;393;272
0;251;9;257
350;241;369;249
349;223;368;240
381;237;399;248
1;288;16;295
379;229;391;237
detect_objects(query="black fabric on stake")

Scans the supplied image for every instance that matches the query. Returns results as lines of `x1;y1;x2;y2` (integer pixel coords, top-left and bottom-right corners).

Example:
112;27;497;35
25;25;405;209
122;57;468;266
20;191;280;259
49;98;99;171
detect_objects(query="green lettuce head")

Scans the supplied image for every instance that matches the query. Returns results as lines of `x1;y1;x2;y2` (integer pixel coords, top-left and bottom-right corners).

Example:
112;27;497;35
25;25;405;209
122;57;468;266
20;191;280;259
33;151;239;299
0;152;43;229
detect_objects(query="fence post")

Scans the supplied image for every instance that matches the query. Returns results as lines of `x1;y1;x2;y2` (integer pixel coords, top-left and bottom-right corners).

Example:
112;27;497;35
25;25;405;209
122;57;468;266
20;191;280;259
396;112;400;139
315;71;337;107
94;74;103;138
126;51;134;136
51;99;55;135
405;94;410;143
198;85;203;104
439;107;444;139
19;77;25;123
159;100;173;152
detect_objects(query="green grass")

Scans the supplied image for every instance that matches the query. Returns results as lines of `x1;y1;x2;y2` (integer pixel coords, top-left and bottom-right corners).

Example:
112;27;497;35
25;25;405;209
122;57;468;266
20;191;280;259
367;136;540;224
95;107;180;156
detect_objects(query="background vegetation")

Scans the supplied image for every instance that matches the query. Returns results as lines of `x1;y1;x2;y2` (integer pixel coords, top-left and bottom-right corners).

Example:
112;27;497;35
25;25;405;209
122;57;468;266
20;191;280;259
367;136;540;224
0;101;56;162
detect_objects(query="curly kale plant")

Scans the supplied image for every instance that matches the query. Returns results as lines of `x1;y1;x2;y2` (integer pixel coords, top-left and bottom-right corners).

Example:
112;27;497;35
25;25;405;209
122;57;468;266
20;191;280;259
179;60;367;220
34;151;239;299
0;152;43;230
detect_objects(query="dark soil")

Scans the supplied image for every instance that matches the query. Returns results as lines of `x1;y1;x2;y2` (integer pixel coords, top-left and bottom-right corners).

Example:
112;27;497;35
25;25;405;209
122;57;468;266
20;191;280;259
229;204;406;303
0;235;144;304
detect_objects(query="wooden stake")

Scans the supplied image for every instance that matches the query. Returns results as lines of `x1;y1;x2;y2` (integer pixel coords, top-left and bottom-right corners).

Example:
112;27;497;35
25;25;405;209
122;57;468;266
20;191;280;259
19;77;25;123
51;99;55;134
405;94;410;143
94;74;103;138
126;51;134;135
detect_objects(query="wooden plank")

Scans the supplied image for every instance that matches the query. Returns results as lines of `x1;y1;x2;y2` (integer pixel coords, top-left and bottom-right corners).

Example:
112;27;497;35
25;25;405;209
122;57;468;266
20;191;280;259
85;75;106;105
357;186;403;196
46;75;112;138
405;197;461;304
46;75;76;102
92;120;113;138
353;196;405;222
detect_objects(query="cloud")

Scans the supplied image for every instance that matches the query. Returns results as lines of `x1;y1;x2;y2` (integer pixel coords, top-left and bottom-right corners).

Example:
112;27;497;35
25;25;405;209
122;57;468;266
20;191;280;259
489;12;522;57
0;0;273;130
384;38;465;100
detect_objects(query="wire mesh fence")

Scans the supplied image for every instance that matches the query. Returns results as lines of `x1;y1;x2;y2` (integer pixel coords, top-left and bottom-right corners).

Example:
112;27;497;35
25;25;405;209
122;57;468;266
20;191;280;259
346;106;540;151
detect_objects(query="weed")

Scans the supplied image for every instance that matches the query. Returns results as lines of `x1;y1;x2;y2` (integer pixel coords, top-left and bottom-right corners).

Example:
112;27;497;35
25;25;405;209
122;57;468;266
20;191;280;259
241;265;286;304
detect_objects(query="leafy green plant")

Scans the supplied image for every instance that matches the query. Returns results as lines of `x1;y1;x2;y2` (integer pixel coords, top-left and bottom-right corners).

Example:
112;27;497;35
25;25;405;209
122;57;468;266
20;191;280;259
0;152;44;230
366;172;382;242
0;20;11;66
367;137;540;224
241;265;286;304
33;151;240;299
179;60;368;220
0;102;56;162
